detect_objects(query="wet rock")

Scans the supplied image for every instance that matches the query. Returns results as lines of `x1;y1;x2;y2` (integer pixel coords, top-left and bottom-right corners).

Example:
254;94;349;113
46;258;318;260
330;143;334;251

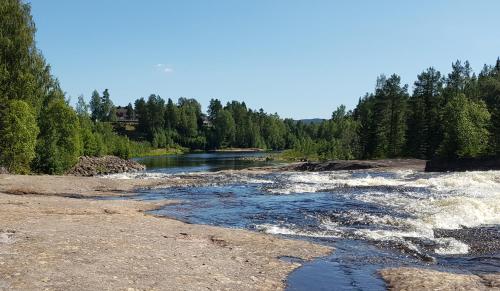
434;226;500;256
425;156;500;172
284;159;425;172
66;156;145;177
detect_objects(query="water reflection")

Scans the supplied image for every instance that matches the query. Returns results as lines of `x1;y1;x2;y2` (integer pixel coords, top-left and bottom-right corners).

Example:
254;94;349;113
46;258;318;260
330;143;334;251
135;151;278;174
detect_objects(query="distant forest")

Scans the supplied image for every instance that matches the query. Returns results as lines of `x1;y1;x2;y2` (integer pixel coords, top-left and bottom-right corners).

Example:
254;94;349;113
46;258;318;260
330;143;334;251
83;58;500;162
1;0;499;175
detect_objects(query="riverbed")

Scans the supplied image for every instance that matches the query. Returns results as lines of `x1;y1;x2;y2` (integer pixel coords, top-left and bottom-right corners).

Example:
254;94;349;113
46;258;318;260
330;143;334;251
112;152;500;290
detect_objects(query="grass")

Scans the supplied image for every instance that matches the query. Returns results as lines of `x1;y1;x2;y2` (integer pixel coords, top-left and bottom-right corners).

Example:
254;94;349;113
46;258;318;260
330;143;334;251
132;146;188;158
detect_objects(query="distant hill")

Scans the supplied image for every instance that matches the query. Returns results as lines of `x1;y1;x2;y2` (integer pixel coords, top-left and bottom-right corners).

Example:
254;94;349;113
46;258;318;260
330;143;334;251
296;118;326;124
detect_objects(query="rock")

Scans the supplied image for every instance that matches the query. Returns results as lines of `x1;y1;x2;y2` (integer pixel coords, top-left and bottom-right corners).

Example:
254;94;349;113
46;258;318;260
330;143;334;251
425;156;500;172
0;167;8;174
283;159;426;172
66;156;146;177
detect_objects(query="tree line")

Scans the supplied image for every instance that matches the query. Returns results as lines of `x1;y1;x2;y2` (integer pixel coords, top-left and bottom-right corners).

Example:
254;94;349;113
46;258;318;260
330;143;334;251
87;57;499;162
1;1;499;176
285;60;499;161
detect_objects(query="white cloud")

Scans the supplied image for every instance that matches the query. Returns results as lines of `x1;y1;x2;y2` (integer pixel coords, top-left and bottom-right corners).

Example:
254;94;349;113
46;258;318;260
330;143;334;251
154;63;174;74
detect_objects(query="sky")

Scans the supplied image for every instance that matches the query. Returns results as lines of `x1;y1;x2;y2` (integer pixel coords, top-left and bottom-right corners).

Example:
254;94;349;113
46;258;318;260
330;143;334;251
30;0;500;119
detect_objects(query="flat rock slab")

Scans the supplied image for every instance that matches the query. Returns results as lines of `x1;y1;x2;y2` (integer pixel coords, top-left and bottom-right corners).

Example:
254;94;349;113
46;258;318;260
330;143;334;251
380;267;500;290
0;175;331;290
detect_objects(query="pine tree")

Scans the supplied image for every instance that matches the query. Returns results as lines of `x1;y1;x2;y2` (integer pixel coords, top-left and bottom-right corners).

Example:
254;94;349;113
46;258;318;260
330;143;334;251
407;67;443;158
101;89;114;121
371;75;408;157
90;90;102;121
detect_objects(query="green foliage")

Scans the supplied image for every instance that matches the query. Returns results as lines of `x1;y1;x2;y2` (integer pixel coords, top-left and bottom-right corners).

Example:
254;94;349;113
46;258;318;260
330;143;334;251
478;59;500;155
0;100;39;173
90;90;101;121
406;68;444;158
89;89;115;122
1;0;499;175
372;74;408;158
34;98;82;174
76;95;90;117
439;94;491;158
211;109;236;148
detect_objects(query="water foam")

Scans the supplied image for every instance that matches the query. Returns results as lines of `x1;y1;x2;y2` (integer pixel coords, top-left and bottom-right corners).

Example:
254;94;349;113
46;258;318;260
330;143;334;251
264;170;500;255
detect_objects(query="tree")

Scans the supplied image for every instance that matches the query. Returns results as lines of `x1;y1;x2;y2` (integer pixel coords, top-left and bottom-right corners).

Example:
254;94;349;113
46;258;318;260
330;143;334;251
439;94;490;158
34;98;81;174
0;0;34;108
90;90;101;121
134;98;148;138
125;103;134;119
354;94;376;158
406;68;443;158
101;89;114;121
79;116;99;156
76;95;89;117
207;99;223;121
146;94;165;138
0;100;39;174
177;98;200;138
478;59;500;156
211;109;236;148
371;74;408;157
164;98;178;130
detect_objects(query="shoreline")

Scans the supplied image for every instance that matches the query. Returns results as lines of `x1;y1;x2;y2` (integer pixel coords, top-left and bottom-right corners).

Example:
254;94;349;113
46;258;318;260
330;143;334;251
1;173;499;290
0;174;330;290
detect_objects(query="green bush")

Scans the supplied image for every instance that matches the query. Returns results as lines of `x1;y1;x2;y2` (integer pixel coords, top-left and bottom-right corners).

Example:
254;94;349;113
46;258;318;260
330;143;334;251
0;100;39;174
34;98;81;174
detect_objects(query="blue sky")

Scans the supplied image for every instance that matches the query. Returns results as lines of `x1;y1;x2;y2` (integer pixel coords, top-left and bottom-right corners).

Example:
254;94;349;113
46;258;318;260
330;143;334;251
30;0;500;119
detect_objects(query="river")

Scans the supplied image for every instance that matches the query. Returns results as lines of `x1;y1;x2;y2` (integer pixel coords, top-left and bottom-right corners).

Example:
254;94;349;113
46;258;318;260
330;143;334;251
108;152;500;290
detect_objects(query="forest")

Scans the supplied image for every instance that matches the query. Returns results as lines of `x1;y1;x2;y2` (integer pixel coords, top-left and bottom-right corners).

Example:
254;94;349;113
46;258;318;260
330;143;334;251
1;0;499;175
84;58;500;163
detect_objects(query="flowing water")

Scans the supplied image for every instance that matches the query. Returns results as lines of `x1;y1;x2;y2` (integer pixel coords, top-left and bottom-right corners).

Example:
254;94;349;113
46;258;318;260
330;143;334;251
107;153;500;290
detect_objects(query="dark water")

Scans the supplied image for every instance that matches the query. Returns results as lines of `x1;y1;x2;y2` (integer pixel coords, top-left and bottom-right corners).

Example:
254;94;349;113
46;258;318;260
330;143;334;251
126;153;500;290
135;151;277;174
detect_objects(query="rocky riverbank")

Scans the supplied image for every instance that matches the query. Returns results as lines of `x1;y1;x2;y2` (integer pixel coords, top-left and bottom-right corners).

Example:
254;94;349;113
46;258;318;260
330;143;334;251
0;174;330;290
67;156;146;176
0;172;498;290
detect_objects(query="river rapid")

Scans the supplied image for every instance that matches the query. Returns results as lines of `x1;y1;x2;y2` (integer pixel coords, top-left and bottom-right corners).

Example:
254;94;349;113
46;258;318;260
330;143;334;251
107;153;500;290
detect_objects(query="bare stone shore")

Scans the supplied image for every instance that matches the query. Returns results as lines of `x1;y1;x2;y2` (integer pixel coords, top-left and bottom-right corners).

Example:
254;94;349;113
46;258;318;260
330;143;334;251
380;268;500;290
1;173;499;290
0;174;331;290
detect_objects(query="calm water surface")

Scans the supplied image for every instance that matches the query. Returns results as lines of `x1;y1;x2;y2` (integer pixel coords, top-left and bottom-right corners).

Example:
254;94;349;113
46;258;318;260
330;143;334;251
135;151;277;174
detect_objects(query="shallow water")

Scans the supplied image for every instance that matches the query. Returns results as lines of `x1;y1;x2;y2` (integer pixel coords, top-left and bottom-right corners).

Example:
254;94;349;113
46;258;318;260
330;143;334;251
116;154;500;290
